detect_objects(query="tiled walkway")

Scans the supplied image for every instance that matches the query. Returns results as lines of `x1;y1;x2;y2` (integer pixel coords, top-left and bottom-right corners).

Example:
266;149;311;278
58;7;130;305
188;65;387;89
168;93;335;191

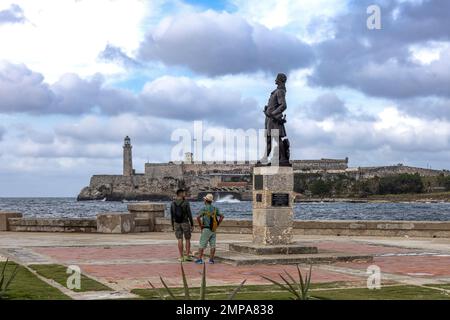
1;232;450;293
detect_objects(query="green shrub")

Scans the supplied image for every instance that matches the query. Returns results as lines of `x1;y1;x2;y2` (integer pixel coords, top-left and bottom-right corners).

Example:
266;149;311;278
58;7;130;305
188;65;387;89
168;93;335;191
309;180;332;198
437;174;450;191
378;173;424;194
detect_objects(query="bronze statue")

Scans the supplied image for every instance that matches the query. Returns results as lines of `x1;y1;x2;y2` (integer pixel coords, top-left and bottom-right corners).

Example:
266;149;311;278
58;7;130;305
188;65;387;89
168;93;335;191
260;73;291;166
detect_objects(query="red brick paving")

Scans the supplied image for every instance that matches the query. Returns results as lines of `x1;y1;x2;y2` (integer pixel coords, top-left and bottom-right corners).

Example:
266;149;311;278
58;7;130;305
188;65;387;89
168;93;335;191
335;255;450;278
79;262;362;288
31;241;450;289
34;245;179;263
316;241;416;255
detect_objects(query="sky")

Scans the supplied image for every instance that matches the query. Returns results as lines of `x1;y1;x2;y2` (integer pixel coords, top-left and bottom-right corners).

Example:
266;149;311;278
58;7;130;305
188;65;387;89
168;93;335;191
0;0;449;197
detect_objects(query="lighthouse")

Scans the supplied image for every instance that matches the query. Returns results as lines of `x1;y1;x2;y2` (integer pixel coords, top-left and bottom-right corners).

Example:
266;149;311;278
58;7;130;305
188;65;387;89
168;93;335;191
123;136;133;176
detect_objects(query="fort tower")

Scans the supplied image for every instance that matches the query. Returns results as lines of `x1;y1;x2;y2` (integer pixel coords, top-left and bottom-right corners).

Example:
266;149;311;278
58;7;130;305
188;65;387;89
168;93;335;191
123;136;133;176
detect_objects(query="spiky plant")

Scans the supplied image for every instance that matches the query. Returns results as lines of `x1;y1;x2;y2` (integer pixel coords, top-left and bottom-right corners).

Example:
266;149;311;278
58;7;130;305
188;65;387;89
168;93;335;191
149;263;246;300
0;259;19;300
261;264;313;300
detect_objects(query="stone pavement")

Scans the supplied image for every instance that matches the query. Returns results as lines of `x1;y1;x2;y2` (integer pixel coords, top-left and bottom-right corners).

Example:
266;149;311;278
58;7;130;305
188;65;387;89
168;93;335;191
1;232;450;298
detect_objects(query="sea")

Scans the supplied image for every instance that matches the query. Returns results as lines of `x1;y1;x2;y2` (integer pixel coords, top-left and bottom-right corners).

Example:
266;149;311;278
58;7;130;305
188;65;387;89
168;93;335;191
1;196;450;221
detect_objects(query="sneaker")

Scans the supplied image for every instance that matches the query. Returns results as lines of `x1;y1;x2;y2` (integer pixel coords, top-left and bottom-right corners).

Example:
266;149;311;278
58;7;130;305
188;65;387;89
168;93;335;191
184;255;193;262
208;259;215;264
178;257;186;262
195;258;204;264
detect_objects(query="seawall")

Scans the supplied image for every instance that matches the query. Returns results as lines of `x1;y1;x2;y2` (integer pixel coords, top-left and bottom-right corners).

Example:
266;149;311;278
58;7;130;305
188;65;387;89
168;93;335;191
2;207;450;238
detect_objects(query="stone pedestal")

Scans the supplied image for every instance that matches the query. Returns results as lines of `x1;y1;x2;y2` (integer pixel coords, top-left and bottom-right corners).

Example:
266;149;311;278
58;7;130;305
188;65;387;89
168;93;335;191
97;212;135;234
214;165;373;265
0;211;22;231
127;202;165;232
252;166;294;245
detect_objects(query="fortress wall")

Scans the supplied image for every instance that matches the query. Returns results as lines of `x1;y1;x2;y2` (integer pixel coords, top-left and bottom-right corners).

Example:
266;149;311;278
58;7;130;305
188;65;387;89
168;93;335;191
181;163;252;175
358;166;448;178
292;158;348;170
145;163;184;178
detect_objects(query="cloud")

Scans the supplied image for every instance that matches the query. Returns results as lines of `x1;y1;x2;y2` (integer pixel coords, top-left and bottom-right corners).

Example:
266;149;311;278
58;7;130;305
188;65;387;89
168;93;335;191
397;97;450;121
0;125;5;141
50;73;137;115
0;4;25;25
0;0;150;82
138;10;314;76
138;76;260;127
289;106;450;157
0;62;54;113
307;93;349;120
0;62;136;115
309;0;450;99
98;44;141;68
0;62;261;127
54;114;174;145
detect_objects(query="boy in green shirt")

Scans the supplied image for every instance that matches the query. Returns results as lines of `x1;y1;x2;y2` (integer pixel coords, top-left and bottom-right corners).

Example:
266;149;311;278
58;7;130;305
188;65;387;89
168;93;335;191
195;193;224;264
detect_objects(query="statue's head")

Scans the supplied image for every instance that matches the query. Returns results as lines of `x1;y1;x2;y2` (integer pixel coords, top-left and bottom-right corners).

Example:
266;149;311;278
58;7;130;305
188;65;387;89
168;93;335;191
275;73;287;85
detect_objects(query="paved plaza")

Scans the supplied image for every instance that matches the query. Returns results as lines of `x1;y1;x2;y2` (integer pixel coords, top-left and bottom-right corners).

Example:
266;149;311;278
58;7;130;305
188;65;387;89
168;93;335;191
1;232;450;299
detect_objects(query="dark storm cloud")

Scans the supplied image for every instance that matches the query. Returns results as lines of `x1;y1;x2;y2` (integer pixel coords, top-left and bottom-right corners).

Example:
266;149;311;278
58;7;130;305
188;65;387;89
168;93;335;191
0;4;25;25
309;0;450;99
98;44;142;68
138;10;314;76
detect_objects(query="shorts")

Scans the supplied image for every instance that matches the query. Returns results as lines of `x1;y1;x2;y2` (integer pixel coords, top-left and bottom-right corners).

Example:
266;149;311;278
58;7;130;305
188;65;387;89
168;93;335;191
199;228;216;249
174;222;191;240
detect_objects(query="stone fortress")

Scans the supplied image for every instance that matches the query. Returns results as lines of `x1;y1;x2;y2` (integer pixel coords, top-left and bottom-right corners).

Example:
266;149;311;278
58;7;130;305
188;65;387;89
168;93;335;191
77;136;448;201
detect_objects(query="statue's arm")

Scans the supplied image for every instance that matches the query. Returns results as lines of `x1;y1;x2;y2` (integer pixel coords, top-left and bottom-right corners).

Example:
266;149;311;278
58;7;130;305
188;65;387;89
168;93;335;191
271;90;287;117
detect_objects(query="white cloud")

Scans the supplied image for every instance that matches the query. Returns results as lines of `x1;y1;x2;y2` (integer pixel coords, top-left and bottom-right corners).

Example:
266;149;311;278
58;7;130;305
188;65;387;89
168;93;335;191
0;0;151;82
232;0;347;42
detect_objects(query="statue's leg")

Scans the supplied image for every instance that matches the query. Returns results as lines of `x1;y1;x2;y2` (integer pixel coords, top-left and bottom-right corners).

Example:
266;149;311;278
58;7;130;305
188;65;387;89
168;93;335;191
266;134;272;158
279;137;288;164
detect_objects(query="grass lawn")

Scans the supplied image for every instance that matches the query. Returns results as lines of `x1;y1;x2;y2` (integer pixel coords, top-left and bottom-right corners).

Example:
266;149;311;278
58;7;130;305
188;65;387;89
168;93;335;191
424;283;450;290
29;264;112;292
0;261;70;300
312;285;450;300
132;283;450;300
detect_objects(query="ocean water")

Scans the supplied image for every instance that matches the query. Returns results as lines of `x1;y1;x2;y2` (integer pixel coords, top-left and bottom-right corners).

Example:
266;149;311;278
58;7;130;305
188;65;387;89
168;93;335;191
1;197;450;221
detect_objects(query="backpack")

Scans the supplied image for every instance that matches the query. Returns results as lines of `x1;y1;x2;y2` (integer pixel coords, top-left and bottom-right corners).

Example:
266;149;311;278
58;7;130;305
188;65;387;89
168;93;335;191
204;207;219;232
173;202;185;223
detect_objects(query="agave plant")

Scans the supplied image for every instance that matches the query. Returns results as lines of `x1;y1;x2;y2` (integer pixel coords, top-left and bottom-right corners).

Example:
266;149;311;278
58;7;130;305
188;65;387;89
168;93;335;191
261;264;313;300
149;263;246;300
0;259;19;300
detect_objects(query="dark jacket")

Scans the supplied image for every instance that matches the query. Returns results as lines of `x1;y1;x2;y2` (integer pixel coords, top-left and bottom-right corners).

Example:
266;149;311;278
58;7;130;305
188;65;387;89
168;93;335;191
170;199;194;227
265;85;287;138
